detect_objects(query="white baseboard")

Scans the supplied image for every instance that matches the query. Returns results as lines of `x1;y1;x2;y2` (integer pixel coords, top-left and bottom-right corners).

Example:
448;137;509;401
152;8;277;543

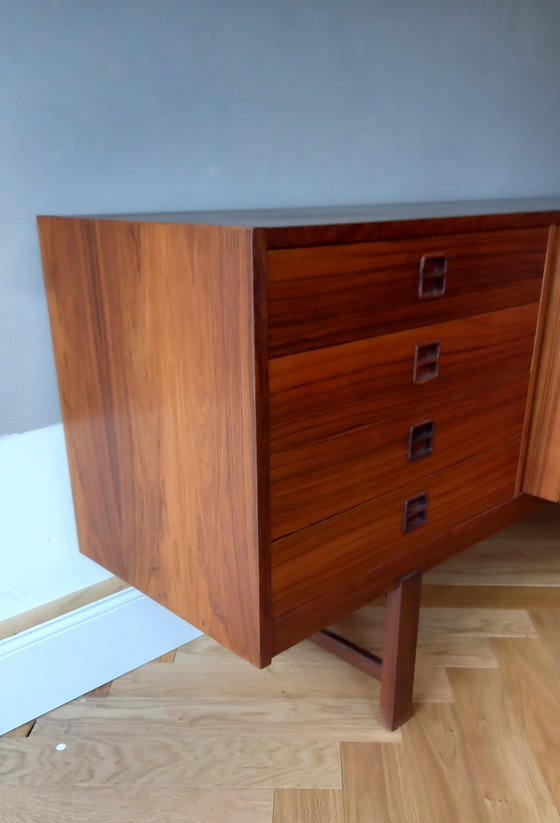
0;588;202;735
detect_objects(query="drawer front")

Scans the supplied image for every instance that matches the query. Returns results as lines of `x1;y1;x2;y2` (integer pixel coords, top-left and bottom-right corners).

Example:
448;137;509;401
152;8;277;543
271;440;521;618
270;303;538;451
268;228;547;356
270;379;527;540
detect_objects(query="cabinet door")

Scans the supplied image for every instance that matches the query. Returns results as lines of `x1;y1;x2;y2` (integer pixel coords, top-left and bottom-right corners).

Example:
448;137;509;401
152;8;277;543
523;227;560;502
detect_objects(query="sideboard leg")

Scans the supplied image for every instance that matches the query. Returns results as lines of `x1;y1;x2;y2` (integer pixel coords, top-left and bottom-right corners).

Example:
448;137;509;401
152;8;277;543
380;570;423;731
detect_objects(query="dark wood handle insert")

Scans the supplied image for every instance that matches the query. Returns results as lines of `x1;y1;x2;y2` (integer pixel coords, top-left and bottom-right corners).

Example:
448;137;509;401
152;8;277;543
413;341;440;383
419;254;447;298
402;492;429;533
407;421;435;461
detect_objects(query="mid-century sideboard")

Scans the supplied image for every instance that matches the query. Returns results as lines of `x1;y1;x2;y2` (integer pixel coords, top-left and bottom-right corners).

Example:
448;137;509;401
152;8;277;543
37;199;560;728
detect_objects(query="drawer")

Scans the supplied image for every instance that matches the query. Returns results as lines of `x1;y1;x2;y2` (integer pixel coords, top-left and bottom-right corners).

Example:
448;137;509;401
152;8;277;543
270;303;538;450
270;379;527;540
268;228;547;356
271;440;521;618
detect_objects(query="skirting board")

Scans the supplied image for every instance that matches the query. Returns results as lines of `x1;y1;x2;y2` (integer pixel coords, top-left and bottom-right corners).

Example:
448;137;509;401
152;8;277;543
0;588;202;735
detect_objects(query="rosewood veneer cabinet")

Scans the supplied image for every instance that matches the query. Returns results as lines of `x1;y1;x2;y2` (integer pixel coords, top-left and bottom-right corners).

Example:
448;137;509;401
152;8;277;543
37;199;560;729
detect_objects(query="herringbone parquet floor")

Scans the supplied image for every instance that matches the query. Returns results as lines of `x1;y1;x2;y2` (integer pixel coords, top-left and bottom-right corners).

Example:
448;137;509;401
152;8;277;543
2;504;560;822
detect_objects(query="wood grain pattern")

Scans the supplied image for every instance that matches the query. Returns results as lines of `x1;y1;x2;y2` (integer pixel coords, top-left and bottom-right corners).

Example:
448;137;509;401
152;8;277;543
0;788;274;823
0;735;342;788
400;704;492;822
425;502;560;587
380;572;422;729
333;605;537;640
269;304;538;450
262;204;559;249
327;609;499;668
271;495;543;655
272;441;521;617
150;650;177;664
421;585;560;610
268;229;547;355
342;704;490;823
111;636;452;703
449;667;560;822
514;228;556;495
83;683;112;698
341;742;414;823
271;380;527;538
523;227;560;502
30;696;397;743
38;217;268;666
273;789;343;823
529;611;560;672
492;638;560;807
2;722;36;739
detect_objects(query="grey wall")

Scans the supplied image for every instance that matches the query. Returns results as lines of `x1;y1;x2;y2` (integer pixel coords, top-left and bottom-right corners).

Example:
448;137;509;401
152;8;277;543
2;0;560;435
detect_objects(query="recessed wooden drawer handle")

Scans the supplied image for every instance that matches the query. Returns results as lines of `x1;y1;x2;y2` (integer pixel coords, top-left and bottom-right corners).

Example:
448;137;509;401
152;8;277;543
419;254;447;298
408;420;435;461
403;492;429;533
413;341;440;384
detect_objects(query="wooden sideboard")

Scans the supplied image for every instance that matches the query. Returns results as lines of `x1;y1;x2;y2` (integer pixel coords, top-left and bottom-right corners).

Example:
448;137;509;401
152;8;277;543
38;199;560;728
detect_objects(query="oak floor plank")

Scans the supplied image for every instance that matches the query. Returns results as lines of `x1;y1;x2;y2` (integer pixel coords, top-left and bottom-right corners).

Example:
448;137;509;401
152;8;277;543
426;549;560;586
31;696;400;743
0;787;274;823
109;657;451;703
83;682;112;698
151;650;177;664
425;506;560;587
329;609;501;667
418;607;537;637
174;629;496;669
332;632;497;668
492;637;560;808
401;703;490;822
341;742;414;823
2;721;36;739
333;605;537;638
0;735;342;788
448;667;560;822
342;705;490;823
273;789;343;823
421;585;560;610
529;611;560;672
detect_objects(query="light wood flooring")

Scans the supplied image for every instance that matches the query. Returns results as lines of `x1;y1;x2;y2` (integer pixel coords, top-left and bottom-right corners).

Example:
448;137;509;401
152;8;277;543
1;504;560;822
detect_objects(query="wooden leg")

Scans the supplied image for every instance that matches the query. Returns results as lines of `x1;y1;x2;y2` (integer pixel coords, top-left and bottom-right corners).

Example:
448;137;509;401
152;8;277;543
309;570;423;731
380;570;423;730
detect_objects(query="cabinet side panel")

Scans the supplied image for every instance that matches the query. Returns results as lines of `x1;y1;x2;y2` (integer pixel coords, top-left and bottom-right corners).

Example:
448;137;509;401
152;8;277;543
523;227;560;502
38;218;266;665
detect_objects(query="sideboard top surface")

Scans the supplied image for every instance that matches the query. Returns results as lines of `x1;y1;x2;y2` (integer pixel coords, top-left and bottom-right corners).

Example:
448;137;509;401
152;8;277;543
73;197;560;226
41;197;560;247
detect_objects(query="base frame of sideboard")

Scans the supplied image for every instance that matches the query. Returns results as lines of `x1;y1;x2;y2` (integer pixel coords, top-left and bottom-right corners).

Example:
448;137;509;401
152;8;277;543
310;570;422;730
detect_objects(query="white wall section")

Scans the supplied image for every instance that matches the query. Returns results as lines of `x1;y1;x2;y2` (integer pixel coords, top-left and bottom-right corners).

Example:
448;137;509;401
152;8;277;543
0;425;111;621
2;0;560;435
